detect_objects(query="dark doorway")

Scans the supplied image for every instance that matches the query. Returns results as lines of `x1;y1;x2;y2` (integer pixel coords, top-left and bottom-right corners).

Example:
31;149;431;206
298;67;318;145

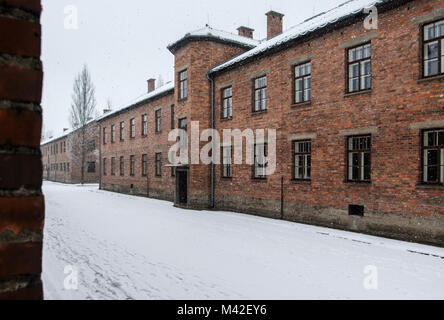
177;170;188;204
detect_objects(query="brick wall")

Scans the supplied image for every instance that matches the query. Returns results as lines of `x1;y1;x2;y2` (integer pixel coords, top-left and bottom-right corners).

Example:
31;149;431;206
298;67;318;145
99;92;176;200
0;0;44;300
212;0;444;245
41;121;100;184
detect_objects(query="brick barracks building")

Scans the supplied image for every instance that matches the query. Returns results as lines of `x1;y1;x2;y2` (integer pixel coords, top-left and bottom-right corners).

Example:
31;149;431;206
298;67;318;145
96;0;444;245
41;120;100;184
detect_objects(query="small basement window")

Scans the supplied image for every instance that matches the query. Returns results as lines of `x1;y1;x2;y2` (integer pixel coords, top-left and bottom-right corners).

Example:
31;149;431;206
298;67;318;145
349;205;364;217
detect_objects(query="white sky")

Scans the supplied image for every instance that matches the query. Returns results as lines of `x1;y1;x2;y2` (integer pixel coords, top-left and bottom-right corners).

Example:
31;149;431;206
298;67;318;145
41;0;343;136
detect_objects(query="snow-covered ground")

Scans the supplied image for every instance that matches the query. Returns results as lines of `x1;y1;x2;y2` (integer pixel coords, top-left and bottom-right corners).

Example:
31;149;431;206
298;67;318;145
42;181;444;300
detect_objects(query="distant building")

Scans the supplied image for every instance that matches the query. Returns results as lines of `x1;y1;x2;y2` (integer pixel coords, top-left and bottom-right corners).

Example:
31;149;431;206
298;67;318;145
41;120;100;184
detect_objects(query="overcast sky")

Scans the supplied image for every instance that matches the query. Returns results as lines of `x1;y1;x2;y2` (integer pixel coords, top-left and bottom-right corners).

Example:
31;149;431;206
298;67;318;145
41;0;343;136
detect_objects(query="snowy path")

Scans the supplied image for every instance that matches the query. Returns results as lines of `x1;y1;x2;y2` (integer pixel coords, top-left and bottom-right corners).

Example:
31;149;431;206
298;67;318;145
42;182;444;300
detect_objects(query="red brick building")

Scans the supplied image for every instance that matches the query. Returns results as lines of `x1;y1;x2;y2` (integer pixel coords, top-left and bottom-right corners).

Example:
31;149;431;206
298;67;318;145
41;121;100;184
98;0;444;246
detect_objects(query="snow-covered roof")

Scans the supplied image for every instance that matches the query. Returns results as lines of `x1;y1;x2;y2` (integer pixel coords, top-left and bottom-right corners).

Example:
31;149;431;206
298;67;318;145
210;0;388;74
168;25;261;53
41;117;97;146
96;81;175;122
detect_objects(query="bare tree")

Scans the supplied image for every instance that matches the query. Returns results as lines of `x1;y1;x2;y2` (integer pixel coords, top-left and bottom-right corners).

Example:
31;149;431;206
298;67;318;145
69;65;97;184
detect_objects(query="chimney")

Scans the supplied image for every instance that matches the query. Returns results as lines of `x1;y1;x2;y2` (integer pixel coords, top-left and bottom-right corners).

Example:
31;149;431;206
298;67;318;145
87;117;93;122
266;11;284;39
147;78;156;93
237;26;254;39
103;109;111;115
63;128;68;132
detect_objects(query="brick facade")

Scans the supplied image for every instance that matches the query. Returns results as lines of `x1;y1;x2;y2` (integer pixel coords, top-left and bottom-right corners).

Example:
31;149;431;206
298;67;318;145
41;121;100;184
95;0;443;246
0;0;44;300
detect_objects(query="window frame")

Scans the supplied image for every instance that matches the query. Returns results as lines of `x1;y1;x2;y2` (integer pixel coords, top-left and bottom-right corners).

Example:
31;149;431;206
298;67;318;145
293;61;312;104
130;118;135;139
103;158;107;176
130;155;135;176
292;140;312;181
142;114;148;136
155;109;162;133
87;161;96;173
346;42;372;93
179;70;188;100
103;127;107;145
253;76;267;113
421;128;444;185
119;156;124;176
119;121;125;141
111;124;115;143
221;146;233;179
221;86;233;119
155;153;162;177
422;19;444;79
253;143;268;180
142;154;148;177
346;135;372;183
111;157;115;176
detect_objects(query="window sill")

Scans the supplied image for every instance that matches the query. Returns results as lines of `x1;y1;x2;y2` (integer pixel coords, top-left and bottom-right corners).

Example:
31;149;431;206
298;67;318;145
178;97;188;103
416;183;444;189
291;179;312;184
344;181;372;186
221;177;233;180
417;74;444;83
220;117;233;122
291;101;311;108
251;110;268;117
344;89;372;98
252;177;267;181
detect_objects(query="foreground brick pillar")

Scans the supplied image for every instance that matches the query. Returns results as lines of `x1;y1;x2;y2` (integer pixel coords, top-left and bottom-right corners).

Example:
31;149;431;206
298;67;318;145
0;0;44;300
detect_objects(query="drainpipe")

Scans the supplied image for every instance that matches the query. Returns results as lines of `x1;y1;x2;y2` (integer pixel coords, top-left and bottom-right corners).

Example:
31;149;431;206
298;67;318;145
207;72;215;209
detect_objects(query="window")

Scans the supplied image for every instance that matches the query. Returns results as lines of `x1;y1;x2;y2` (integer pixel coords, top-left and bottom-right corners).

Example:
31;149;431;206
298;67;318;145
222;146;232;178
347;43;371;93
63;163;66;172
111;157;115;176
111;124;115;143
253;76;267;112
254;143;267;179
178;117;187;131
293;140;311;180
130;118;135;138
294;62;311;104
103;127;107;144
130;155;135;176
155;109;162;133
120;156;124;176
423;19;444;77
103;158;107;176
87;162;96;173
87;140;95;152
63;141;66;153
142;154;148;177
67;163;69;172
422;129;444;184
142;114;147;136
347;135;371;182
179;70;188;100
120;121;125;141
171;105;175;129
155;153;162;177
222;87;233;119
